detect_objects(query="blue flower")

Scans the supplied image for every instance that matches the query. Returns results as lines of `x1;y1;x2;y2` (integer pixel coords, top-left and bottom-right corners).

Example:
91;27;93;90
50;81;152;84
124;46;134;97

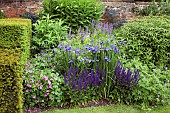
91;19;95;27
68;60;74;64
111;44;116;49
118;41;125;45
75;48;80;55
58;43;63;49
104;56;111;62
89;46;98;53
48;57;51;61
83;57;87;61
114;47;120;54
66;46;72;51
105;47;111;51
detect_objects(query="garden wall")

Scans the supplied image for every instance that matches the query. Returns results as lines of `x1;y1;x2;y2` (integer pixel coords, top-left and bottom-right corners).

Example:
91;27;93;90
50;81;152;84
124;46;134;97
0;1;150;19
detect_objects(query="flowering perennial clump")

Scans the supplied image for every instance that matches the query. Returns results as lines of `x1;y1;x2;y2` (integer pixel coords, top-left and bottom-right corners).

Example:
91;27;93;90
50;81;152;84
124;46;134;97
114;65;140;88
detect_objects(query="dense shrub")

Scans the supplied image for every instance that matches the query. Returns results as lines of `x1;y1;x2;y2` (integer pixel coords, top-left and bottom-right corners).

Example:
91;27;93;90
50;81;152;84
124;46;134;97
133;2;170;16
0;19;31;113
116;16;170;68
32;15;68;54
42;0;104;33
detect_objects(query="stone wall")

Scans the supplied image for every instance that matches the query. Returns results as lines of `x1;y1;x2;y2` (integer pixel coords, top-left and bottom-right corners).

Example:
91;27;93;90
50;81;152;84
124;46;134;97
102;2;151;21
0;1;151;19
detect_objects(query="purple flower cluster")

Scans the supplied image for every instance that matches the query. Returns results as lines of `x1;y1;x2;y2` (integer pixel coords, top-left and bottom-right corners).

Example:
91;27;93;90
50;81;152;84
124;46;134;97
64;66;106;90
114;65;140;88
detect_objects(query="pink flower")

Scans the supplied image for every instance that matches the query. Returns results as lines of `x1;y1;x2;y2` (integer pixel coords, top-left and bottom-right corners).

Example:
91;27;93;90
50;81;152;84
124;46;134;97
27;84;31;88
30;66;33;69
48;85;52;89
40;85;43;90
26;89;29;92
33;96;36;99
40;74;43;77
44;94;48;97
26;64;29;66
24;68;27;72
48;80;51;84
46;90;49;92
42;100;44;102
44;76;48;81
37;100;40;103
34;64;37;67
22;76;25;79
50;78;53;81
38;72;40;74
30;71;34;74
27;109;31;112
36;82;39;86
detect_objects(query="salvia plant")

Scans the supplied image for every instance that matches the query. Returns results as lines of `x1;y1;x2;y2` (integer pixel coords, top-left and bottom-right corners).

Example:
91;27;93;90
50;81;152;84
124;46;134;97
114;65;140;89
64;66;106;90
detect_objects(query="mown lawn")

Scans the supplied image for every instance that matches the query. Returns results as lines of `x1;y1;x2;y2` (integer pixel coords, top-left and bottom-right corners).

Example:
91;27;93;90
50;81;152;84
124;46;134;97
43;104;170;113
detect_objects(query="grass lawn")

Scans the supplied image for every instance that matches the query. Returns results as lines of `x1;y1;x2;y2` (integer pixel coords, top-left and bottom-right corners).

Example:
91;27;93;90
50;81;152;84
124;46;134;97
43;104;170;113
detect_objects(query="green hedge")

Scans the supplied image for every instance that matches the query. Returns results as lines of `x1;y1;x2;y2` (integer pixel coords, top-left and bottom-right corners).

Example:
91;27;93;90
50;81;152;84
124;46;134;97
116;16;170;68
0;19;31;113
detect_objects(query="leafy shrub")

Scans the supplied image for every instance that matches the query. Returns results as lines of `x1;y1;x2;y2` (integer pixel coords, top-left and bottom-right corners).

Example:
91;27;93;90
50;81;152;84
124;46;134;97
133;2;170;16
0;10;5;19
116;16;170;68
23;51;64;109
120;58;170;108
42;0;104;33
32;15;68;54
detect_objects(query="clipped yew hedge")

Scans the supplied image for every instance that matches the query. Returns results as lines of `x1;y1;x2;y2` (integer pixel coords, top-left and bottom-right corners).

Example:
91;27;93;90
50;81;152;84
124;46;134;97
0;19;31;113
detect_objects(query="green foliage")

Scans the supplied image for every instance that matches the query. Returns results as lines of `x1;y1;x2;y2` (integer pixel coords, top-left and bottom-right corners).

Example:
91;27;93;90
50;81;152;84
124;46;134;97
0;19;31;113
116;16;170;68
62;86;101;107
42;0;103;33
0;10;5;19
120;58;170;109
23;54;64;109
133;2;170;16
32;15;68;53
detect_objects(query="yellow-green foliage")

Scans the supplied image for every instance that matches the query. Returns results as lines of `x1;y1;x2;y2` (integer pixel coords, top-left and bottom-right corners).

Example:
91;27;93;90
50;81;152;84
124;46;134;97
0;19;31;113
